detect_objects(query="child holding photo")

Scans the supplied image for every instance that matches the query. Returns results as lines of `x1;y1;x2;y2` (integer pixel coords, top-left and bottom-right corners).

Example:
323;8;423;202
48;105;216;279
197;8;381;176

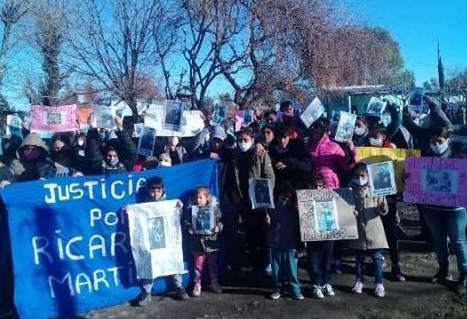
348;162;389;298
306;174;336;299
265;183;304;300
130;177;188;307
185;186;223;296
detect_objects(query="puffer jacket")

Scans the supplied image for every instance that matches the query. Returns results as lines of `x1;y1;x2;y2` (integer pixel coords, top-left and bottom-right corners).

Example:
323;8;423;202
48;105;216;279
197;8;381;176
306;134;355;189
348;184;389;250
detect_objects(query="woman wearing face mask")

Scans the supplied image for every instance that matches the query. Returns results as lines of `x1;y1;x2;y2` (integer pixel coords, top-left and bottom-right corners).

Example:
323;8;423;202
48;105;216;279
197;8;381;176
85;117;137;175
50;133;83;178
8;133;56;182
417;127;467;295
365;125;405;282
353;117;369;147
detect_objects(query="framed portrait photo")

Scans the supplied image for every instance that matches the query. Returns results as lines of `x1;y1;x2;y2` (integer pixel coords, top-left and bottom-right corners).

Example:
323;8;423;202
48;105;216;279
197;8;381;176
192;205;215;235
367;161;397;197
248;178;275;209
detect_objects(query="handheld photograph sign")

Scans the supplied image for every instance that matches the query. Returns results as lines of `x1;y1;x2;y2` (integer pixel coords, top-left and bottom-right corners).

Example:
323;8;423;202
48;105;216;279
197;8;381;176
404;157;467;207
137;126;156;156
334;111;357;143
6;114;23;138
191;206;215;235
408;87;426;115
248;178;275;209
127;200;186;280
92;103;116;129
296;188;358;241
163;100;184;131
365;97;386;117
133;123;144;137
300;97;325;128
210;104;226;126
367;161;397;197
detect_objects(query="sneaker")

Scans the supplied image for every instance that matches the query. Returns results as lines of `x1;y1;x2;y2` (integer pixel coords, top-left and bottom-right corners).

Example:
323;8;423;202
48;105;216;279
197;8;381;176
192;284;201;297
269;291;281;300
210;282;223;294
136;292;151;307
176;287;189;300
312;285;324;299
374;284;385;298
392;266;406;282
322;284;335;297
352;281;364;294
292;292;305;300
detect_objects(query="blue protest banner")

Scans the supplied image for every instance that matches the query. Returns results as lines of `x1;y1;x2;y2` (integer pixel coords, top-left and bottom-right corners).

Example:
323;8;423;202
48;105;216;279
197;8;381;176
1;159;218;319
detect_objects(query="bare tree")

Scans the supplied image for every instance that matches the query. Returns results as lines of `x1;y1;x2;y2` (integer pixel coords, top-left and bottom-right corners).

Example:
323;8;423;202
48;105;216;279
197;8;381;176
67;0;167;119
0;0;29;106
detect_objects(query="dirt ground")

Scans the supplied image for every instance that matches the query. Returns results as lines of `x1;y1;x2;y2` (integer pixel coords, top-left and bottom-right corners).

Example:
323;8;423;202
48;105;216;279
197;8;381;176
64;203;467;319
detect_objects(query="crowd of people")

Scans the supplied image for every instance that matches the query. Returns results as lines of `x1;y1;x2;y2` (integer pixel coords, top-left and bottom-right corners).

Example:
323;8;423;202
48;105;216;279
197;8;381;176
0;93;466;313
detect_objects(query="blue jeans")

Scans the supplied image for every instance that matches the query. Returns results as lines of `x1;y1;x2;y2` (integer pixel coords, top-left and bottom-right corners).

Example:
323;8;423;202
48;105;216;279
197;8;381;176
307;241;333;286
270;248;301;296
423;206;467;272
355;249;384;284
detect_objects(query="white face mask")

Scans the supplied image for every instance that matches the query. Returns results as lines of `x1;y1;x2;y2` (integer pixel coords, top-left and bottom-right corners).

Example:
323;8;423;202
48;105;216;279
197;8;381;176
430;142;449;155
158;161;171;167
354;126;367;137
77;139;84;146
352;177;368;186
369;137;383;147
238;141;253;152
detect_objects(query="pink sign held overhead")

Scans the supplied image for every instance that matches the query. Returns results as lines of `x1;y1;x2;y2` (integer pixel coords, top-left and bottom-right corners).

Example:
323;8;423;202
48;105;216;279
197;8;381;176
30;104;79;133
403;157;467;207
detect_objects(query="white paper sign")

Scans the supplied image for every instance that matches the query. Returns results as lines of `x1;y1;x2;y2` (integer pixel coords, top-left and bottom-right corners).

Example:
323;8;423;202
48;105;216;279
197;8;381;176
127;200;186;279
300;97;325;128
367;161;397;197
248;178;275;209
334;111;357;143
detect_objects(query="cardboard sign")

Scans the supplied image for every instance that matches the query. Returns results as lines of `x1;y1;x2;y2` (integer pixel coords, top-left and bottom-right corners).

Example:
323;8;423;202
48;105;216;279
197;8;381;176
300;97;325;128
403;157;467;207
357;147;421;192
296;188;358;241
334;111;357;143
248;178;275;209
367;161;397;197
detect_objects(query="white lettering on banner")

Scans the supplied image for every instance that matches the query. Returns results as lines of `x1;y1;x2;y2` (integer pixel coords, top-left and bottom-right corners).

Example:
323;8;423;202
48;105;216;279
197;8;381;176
48;263;133;298
32;231;128;265
89;208;125;227
43;175;147;204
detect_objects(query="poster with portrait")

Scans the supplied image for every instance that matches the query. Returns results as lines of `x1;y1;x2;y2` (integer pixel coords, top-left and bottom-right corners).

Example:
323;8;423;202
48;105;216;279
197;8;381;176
127;200;186;280
248;178;275;209
367;161;397;197
133;123;144;137
365;97;386;117
6;114;23;138
296;188;358;241
334;111;357;143
210;105;226;126
300;97;325;128
92;103;116;129
408;87;427;115
163;100;184;131
191;206;215;235
356;147;421;192
30;104;79;132
137;126;156;156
